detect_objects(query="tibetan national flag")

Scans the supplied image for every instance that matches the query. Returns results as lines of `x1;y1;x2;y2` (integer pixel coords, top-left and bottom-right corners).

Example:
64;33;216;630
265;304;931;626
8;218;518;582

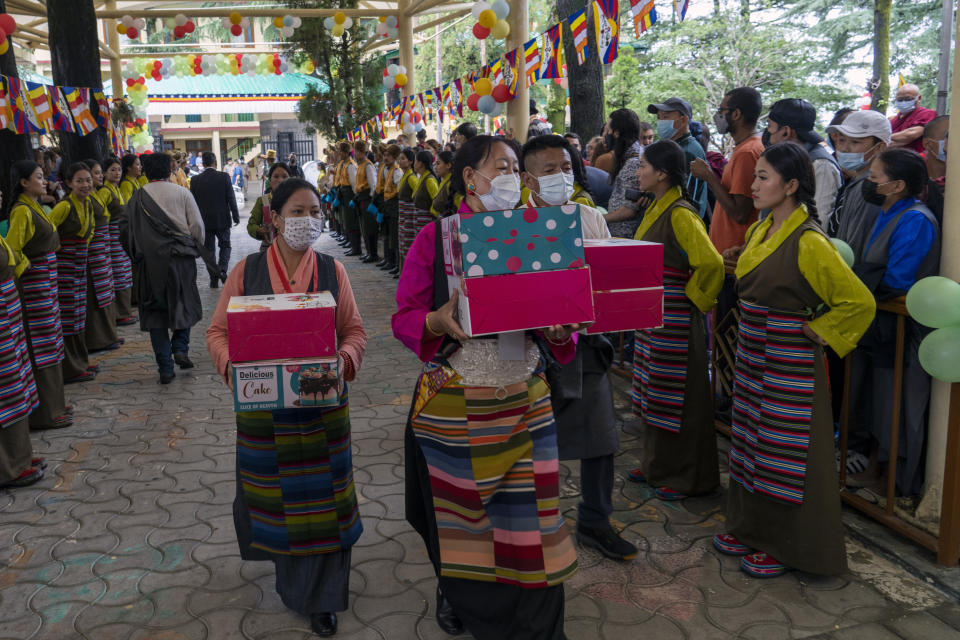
898;73;907;88
541;23;564;79
503;49;519;96
524;37;540;85
65;86;100;135
0;77;11;132
25;80;53;133
92;90;110;127
674;0;689;21
48;85;76;133
569;9;589;65
451;79;464;117
593;0;620;64
433;86;444;123
6;76;36;134
631;0;658;35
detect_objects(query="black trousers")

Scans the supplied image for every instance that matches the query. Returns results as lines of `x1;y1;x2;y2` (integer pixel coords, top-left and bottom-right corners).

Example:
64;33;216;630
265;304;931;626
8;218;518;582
204;227;231;280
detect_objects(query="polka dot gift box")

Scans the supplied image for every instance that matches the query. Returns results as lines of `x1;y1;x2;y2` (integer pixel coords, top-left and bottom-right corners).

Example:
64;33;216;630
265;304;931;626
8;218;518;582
440;204;586;278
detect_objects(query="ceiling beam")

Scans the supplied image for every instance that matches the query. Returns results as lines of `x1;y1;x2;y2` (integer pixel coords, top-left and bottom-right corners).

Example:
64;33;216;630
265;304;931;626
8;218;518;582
98;7;392;19
5;0;46;17
363;8;467;52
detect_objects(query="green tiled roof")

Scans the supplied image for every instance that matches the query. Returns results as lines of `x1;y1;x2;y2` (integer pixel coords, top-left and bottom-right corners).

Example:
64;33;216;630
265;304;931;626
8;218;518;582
104;72;328;97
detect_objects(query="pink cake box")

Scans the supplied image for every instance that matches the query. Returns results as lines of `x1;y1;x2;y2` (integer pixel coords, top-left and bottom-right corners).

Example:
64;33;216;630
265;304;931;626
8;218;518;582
585;287;664;334
583;238;664;291
450;266;596;337
227;292;337;363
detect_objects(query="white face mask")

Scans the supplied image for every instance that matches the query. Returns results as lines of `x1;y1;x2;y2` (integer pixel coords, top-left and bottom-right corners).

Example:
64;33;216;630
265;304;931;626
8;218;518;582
937;139;947;162
281;215;323;251
475;171;522;211
534;171;575;206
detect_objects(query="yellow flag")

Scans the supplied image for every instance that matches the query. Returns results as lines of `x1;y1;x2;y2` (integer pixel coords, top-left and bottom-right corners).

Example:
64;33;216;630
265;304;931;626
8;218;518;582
898;73;907;88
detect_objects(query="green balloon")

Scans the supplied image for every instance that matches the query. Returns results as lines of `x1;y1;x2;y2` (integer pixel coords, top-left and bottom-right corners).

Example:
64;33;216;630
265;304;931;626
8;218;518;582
918;327;960;382
829;238;855;268
906;276;960;329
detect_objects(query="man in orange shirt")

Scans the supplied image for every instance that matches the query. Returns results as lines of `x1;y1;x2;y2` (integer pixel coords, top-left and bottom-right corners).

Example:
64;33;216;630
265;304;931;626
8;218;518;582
690;87;764;255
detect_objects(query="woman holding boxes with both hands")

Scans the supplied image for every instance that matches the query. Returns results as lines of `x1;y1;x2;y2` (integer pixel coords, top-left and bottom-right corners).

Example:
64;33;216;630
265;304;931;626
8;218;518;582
207;178;366;638
393;135;581;640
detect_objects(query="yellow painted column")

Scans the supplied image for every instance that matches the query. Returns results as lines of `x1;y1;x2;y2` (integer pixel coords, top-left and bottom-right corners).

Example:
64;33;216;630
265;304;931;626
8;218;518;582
398;0;415;98
918;2;960;524
106;0;123;99
505;1;529;142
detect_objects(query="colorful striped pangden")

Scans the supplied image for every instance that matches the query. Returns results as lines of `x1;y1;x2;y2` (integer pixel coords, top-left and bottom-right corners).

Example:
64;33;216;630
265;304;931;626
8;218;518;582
56;238;89;336
19;251;64;369
729;300;814;505
633;267;692;433
0;277;38;428
236;390;362;556
411;365;578;588
87;221;116;309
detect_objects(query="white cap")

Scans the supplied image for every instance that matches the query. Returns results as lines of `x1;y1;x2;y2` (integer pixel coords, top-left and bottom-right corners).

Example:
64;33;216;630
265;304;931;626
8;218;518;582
826;110;892;144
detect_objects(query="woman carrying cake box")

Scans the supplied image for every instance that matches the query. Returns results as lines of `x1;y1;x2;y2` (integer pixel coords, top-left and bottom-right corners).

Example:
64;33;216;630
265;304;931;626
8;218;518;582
206;178;367;638
393;135;582;640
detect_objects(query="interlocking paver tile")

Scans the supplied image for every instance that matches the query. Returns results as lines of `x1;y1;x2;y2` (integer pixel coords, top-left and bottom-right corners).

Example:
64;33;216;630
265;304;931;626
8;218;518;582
0;195;956;640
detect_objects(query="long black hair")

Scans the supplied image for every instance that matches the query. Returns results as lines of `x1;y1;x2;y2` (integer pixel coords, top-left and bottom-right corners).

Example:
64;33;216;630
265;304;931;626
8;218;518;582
5;160;42;220
269;177;320;216
607;108;641;185
447;135;520;216
642;140;691;203
101;156;122;176
877;149;927;198
121;154;139;179
759;141;817;219
415;150;437;182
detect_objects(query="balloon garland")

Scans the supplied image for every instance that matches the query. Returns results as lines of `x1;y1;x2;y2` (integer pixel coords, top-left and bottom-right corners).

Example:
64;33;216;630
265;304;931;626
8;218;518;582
220;12;252;37
118;15;147;39
382;64;408;90
0;13;16;55
470;0;510;40
906;276;960;383
322;12;353;38
123;55;314;81
164;14;196;40
271;14;303;39
375;16;399;39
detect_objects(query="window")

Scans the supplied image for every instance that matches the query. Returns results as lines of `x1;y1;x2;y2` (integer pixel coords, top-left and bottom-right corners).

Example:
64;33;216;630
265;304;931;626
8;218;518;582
185;114;202;123
238;113;255;122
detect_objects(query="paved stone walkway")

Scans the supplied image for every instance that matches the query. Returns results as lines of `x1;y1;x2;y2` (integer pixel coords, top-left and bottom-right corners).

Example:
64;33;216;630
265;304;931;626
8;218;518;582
1;196;959;640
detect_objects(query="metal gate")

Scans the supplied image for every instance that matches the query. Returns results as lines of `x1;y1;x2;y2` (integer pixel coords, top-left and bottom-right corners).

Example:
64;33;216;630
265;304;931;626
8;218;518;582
260;136;315;162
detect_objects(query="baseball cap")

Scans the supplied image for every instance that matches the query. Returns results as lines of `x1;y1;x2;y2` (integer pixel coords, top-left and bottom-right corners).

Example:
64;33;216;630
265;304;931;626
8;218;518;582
768;99;823;144
826;109;892;144
647;97;692;119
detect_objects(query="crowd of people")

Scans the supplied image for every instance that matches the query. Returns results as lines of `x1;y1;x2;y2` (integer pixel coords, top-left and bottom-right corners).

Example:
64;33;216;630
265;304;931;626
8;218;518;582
0;81;946;639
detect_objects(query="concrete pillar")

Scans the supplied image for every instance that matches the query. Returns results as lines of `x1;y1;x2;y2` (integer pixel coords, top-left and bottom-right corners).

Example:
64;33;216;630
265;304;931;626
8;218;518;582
918;3;960;526
211;129;221;169
398;0;415;98
505;1;529;143
105;0;123;100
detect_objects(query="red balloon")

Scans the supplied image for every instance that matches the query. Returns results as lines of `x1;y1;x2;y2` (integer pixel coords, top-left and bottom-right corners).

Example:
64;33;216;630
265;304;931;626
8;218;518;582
472;23;490;39
126;122;134;129
467;93;480;111
491;84;511;103
126;27;138;39
136;76;145;85
143;150;153;154
0;13;16;36
230;24;243;36
185;21;195;34
273;57;281;66
173;27;184;39
135;118;145;126
125;78;135;87
153;60;162;69
275;69;282;75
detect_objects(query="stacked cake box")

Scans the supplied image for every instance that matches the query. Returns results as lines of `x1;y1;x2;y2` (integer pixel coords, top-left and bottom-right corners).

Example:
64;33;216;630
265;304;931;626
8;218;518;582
582;238;664;334
227;292;340;410
440;205;595;336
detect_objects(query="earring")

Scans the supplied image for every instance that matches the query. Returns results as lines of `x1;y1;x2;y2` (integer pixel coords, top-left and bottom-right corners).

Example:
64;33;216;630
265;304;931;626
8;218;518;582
467;183;476;193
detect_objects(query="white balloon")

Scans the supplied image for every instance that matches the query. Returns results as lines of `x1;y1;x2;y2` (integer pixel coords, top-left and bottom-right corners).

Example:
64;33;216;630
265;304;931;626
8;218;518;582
471;2;491;19
283;15;295;27
292;17;303;28
488;101;504;116
174;13;188;26
397;65;406;74
403;123;416;135
247;69;257;77
387;64;399;76
342;17;353;29
491;0;509;19
134;18;146;30
386;15;398;28
477;95;496;113
281;26;295;38
121;15;133;27
280;62;289;72
323;17;336;29
241;17;250;27
415;122;424;132
382;76;395;89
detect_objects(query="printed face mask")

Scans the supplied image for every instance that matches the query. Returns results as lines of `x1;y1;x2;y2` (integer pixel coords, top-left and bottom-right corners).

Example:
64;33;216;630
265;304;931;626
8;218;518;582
894;98;917;114
281;215;323;251
475;172;522;211
535;171;575;206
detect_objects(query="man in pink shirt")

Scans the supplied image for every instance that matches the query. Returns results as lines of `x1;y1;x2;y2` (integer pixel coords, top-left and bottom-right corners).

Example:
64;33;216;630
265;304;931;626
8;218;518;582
889;84;937;153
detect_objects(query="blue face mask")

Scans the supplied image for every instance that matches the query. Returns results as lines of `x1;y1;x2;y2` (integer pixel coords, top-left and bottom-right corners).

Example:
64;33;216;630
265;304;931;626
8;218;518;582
836;152;866;172
656;119;676;141
895;98;917;114
937;139;947;162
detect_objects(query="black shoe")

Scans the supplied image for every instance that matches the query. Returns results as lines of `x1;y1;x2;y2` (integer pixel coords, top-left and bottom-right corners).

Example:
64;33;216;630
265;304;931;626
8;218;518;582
361;254;378;263
576;524;638;561
359;253;370;261
435;587;463;635
210;278;219;289
310;612;337;637
220;272;228;284
375;259;388;268
380;262;396;271
344;247;361;257
388;266;400;276
173;353;194;369
159;372;176;384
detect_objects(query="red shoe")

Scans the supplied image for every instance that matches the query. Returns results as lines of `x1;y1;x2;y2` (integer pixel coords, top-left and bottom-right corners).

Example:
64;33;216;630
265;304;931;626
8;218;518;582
741;552;787;578
87;364;101;373
64;405;74;414
1;465;44;488
713;533;752;556
654;486;687;501
65;370;96;384
627;468;646;483
31;457;46;469
117;317;138;326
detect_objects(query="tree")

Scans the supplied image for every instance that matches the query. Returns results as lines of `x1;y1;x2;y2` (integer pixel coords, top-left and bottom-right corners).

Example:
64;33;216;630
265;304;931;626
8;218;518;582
604;49;646;115
557;0;606;142
0;0;33;208
871;0;892;112
288;0;383;141
47;0;109;162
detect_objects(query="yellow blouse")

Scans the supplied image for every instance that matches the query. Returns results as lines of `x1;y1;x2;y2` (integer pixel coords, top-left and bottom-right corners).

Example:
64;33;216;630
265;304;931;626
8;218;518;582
137;175;148;187
98;182;125;207
634;186;723;313
736;205;876;358
49;193;94;240
6;195;57;270
0;234;26;278
120;176;140;203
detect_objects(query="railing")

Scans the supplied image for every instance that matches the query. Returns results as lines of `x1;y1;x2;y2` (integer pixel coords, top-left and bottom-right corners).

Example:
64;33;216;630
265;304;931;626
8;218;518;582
226;137;260;162
261;137;315;163
611;278;960;566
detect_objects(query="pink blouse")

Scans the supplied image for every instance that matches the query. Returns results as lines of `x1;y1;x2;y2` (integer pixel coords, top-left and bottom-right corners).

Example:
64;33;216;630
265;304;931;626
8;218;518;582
391;204;576;364
206;245;367;385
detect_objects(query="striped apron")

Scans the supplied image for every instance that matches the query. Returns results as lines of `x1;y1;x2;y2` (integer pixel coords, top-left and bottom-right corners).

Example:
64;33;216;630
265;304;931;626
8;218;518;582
20;251;64;369
632;266;691;432
0;274;39;427
398;173;417;263
56;198;93;337
109;220;133;291
729;299;815;505
88;201;116;309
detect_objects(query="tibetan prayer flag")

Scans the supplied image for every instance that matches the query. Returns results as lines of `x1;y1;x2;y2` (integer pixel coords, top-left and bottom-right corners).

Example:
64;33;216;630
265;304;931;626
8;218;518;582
433;87;444;123
631;0;658;35
6;76;35;134
503;49;519;96
48;85;76;133
593;0;620;64
898;73;907;88
524;37;540;85
65;86;99;136
569;9;589;65
451;79;464;117
675;0;689;21
0;77;11;132
541;23;564;80
487;59;502;85
25;80;53;133
92;90;110;126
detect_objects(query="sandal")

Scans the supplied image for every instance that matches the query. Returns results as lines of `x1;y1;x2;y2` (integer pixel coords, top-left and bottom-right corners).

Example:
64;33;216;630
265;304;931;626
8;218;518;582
1;465;44;488
65;371;96;384
31;457;46;469
741;552;787;578
713;533;752;556
654;486;686;501
627;468;646;483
